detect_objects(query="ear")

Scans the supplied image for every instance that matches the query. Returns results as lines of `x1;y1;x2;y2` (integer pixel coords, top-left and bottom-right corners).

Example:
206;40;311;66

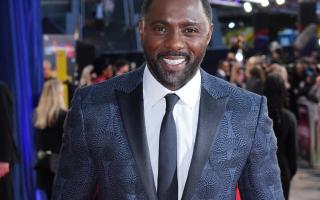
138;19;145;42
206;23;213;46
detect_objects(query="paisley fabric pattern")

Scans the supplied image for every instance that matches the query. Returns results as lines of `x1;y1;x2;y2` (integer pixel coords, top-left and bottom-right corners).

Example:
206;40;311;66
52;66;283;200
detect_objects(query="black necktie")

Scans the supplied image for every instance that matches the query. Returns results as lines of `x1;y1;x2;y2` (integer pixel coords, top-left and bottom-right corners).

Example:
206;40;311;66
157;93;179;200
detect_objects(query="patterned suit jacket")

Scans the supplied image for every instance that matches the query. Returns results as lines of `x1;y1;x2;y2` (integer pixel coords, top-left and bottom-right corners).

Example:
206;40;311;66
52;66;284;200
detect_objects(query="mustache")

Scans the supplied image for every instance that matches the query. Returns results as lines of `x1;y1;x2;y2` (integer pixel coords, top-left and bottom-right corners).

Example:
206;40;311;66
157;51;190;60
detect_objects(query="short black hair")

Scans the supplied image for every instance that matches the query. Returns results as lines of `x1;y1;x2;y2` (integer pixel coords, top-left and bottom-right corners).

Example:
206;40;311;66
93;56;111;76
140;0;212;23
114;58;129;70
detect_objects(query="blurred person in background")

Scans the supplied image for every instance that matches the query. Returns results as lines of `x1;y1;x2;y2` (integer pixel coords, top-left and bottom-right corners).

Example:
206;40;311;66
290;59;307;84
244;56;258;78
268;64;291;90
244;56;267;76
0;81;19;200
225;51;236;73
269;41;286;65
264;74;297;200
225;51;235;63
80;65;95;87
114;58;130;76
306;51;319;71
93;56;113;83
288;59;308;115
244;56;265;95
216;60;230;81
43;60;56;81
33;79;67;199
308;75;320;103
245;65;265;95
295;67;316;101
230;61;245;88
230;34;251;60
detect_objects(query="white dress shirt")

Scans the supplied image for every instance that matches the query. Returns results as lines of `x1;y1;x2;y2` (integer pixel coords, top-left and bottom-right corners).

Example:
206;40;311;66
143;66;201;199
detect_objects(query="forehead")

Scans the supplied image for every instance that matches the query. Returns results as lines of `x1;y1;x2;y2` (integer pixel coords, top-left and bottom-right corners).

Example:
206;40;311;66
144;0;208;24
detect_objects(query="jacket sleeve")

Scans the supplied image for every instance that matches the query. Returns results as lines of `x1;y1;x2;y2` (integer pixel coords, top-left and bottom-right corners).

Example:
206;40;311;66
52;88;97;200
239;96;284;200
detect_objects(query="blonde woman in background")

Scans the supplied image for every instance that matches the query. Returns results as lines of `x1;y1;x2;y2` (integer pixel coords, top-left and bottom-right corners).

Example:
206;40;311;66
33;79;67;199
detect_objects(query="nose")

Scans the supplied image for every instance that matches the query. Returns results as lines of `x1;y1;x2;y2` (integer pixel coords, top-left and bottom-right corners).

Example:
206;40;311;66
164;30;185;51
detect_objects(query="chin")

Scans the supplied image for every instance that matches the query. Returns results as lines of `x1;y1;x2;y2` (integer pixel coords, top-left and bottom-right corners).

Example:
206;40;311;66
159;71;189;90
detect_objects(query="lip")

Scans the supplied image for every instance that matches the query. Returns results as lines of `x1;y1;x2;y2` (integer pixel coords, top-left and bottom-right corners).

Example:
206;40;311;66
163;58;185;65
159;57;187;72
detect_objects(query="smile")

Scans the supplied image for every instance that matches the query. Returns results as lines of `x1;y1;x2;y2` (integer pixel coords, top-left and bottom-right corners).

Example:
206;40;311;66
162;58;186;65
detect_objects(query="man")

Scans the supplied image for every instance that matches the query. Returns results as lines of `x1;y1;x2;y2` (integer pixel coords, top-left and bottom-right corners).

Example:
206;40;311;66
216;60;230;81
52;0;284;199
0;81;19;200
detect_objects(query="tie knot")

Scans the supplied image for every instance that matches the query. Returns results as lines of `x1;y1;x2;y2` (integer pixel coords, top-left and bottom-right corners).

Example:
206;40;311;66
165;93;179;111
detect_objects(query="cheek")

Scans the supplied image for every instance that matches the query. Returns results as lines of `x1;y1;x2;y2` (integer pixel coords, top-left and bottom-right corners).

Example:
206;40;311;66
188;41;207;57
143;36;163;53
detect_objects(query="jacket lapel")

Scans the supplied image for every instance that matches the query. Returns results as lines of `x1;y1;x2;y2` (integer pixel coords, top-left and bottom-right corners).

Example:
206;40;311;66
182;86;228;200
115;83;157;199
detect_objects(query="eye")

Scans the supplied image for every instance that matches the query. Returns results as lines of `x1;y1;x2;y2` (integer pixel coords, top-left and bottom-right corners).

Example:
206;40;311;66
184;27;199;34
153;26;167;34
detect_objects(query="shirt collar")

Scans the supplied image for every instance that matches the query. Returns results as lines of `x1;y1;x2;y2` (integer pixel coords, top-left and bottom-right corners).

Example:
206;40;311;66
143;65;201;109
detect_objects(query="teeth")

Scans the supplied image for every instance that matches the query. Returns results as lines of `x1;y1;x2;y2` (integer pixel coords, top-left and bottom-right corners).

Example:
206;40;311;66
163;58;185;65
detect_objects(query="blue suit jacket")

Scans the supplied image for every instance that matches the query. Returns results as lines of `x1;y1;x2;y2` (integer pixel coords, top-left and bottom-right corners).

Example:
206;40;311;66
52;66;284;200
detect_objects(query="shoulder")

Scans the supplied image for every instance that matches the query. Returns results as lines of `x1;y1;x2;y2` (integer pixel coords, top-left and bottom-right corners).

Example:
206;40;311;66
75;67;144;104
201;69;262;107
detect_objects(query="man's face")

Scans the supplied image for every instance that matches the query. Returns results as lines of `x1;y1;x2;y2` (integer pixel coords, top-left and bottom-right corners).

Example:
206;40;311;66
222;61;230;74
139;0;212;90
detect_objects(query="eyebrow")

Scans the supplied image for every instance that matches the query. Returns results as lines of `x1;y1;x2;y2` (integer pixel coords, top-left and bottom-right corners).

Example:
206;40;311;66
149;20;169;26
149;20;202;27
181;21;202;27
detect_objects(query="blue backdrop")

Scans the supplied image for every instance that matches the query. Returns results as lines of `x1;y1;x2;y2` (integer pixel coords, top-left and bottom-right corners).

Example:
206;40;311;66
0;0;43;199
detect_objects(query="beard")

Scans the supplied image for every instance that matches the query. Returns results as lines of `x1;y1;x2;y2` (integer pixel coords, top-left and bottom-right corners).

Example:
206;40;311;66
144;49;206;90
